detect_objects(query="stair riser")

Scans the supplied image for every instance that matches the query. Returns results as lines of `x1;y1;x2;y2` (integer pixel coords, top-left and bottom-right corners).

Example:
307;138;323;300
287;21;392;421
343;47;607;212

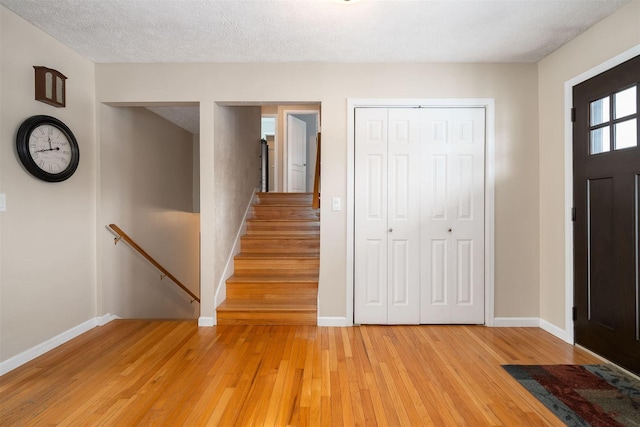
234;269;319;278
255;193;313;206
217;311;317;326
245;231;319;238
234;257;318;268
246;228;319;237
251;207;319;220
240;238;319;253
227;283;317;300
226;291;317;301
246;221;319;231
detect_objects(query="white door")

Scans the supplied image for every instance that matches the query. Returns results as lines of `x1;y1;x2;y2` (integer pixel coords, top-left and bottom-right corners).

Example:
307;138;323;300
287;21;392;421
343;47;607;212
420;108;485;324
354;107;485;325
287;115;307;193
354;108;421;324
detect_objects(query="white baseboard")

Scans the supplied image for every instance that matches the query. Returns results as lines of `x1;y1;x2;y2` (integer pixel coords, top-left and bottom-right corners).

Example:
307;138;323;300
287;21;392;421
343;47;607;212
317;316;350;327
198;317;215;327
492;317;571;344
492;317;540;327
0;314;118;376
214;189;257;308
97;313;121;326
539;318;570;343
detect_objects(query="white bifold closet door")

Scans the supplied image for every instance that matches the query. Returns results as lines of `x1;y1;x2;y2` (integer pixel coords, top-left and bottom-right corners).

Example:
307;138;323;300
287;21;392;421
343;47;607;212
354;107;485;325
354;108;421;324
419;108;485;324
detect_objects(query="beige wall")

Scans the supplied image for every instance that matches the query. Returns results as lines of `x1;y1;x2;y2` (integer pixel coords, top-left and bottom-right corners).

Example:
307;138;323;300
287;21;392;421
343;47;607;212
538;1;640;330
96;62;540;321
99;106;199;318
0;8;96;361
211;105;261;307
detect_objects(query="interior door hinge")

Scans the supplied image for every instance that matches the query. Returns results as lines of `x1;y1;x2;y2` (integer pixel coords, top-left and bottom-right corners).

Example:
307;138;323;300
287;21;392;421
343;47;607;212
571;107;576;123
572;306;577;322
571;207;576;222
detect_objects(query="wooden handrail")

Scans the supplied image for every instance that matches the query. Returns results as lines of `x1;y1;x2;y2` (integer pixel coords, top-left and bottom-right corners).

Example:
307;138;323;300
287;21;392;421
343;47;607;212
108;224;200;304
312;132;321;209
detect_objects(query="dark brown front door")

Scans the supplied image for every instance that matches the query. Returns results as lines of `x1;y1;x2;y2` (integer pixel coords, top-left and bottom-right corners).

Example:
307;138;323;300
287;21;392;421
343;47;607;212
573;55;640;375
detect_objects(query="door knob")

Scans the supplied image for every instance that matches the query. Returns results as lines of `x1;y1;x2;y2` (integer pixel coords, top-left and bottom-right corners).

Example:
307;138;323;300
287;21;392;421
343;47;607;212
448;228;452;232
388;228;393;232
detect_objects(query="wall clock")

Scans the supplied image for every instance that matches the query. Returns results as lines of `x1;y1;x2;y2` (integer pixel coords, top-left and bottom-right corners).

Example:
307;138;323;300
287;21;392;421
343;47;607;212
16;115;79;182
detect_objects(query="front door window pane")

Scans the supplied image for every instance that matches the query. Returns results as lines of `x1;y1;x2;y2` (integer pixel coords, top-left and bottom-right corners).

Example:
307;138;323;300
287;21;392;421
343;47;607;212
614;119;637;150
590;96;610;126
591;126;611;154
614;86;636;119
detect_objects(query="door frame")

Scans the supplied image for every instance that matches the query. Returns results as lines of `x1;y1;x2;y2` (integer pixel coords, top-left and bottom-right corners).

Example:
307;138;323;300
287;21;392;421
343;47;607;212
563;45;640;345
282;110;320;192
346;98;496;326
262;113;278;192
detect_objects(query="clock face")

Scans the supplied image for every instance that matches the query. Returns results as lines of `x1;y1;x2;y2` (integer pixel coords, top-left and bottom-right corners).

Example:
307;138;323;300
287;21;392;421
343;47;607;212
28;124;73;174
16;115;80;182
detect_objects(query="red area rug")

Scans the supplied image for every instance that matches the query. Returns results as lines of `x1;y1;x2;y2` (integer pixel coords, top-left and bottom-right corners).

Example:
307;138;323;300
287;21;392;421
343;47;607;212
503;364;640;426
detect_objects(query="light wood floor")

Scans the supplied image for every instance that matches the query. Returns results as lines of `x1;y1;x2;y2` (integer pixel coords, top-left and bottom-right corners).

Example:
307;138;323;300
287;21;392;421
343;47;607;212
0;320;601;426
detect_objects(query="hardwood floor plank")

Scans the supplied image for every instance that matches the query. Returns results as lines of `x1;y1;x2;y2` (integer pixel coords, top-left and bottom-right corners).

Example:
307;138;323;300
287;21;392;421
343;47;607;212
0;320;603;426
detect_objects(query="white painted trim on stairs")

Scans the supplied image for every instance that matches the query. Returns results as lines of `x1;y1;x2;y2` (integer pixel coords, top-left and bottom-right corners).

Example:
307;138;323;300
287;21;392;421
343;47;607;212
0;314;120;376
213;188;258;321
317;317;349;327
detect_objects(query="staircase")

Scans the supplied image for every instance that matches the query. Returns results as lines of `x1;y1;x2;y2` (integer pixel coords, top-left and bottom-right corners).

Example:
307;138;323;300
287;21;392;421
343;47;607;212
216;192;319;325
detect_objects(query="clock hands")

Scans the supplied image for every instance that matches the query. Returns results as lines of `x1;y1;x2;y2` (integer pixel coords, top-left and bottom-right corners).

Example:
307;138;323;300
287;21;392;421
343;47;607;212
34;147;60;153
35;135;61;153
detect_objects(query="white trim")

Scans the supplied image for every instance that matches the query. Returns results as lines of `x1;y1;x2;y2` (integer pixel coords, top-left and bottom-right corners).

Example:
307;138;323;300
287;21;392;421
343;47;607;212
539;318;569;342
282;110;320;192
213;189;258;319
346;98;496;327
97;313;121;326
262;113;279;192
317;316;350;327
198;317;215;327
563;45;640;346
0;314;118;376
493;317;540;327
491;317;568;341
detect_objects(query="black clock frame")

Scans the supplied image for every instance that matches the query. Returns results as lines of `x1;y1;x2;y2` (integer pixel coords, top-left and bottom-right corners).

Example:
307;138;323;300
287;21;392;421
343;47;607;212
16;115;79;182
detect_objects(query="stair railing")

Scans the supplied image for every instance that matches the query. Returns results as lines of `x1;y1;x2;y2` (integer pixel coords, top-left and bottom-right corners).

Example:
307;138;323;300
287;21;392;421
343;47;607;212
108;224;200;303
312;132;321;209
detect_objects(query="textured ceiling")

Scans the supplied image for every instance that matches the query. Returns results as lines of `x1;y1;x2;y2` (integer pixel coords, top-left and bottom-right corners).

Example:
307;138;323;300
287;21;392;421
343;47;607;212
2;0;631;134
0;0;631;64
